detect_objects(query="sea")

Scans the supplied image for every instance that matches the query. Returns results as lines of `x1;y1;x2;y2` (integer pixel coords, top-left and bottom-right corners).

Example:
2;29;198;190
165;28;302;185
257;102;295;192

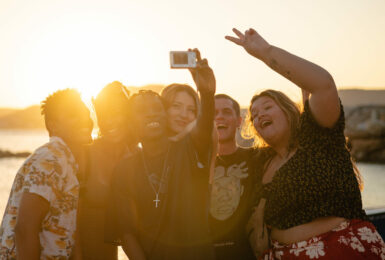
0;129;384;259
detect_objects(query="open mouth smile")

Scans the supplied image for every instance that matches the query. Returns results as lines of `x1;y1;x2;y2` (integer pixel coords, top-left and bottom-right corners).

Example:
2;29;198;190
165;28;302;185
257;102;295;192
146;122;160;128
216;123;228;130
260;120;272;129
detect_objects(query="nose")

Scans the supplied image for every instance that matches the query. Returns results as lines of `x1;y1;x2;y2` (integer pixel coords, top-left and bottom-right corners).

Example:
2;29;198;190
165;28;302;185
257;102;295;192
180;107;189;119
215;110;224;122
145;106;161;118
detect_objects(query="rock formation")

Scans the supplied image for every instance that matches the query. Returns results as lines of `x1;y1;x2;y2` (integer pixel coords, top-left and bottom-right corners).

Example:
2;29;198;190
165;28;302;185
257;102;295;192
345;106;385;163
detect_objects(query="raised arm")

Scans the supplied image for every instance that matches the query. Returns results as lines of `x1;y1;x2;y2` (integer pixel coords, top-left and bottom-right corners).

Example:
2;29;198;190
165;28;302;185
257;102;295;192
226;28;340;128
188;49;216;160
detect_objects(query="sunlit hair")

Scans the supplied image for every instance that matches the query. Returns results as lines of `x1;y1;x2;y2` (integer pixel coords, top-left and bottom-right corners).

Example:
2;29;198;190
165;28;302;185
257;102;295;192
41;88;83;130
346;139;364;191
128;90;162;112
215;94;241;117
160;84;200;116
92;81;130;136
130;89;160;101
242;89;301;151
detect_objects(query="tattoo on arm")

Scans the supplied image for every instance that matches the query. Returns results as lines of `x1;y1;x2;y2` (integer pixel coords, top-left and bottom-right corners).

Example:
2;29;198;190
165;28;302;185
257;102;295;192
268;58;292;81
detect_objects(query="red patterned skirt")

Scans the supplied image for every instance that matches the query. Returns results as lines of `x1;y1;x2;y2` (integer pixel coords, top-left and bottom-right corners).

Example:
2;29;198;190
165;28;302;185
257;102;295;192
261;219;385;259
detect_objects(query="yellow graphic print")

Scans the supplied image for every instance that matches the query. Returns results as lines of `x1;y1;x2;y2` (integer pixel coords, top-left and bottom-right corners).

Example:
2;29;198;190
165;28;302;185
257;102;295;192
0;137;79;260
210;162;249;221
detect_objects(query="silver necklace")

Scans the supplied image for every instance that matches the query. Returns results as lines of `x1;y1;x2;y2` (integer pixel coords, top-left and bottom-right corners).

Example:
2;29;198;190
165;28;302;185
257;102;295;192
140;144;171;208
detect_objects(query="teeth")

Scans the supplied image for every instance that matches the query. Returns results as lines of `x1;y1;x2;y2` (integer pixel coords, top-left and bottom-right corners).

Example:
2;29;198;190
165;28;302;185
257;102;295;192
216;124;227;129
147;122;160;128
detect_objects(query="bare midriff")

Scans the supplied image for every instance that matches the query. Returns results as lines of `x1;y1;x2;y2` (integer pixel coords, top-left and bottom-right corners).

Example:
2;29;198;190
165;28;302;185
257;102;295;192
270;216;346;245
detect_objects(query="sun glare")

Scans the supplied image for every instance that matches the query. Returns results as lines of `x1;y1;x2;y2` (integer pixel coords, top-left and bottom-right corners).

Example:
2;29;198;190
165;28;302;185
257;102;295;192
11;10;169;109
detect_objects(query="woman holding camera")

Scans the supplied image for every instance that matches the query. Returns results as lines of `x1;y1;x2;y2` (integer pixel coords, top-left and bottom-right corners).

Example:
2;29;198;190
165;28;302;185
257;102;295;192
161;83;200;138
226;28;385;259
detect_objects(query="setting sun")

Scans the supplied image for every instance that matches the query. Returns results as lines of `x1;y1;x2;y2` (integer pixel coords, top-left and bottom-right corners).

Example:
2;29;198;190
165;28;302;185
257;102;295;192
1;0;384;109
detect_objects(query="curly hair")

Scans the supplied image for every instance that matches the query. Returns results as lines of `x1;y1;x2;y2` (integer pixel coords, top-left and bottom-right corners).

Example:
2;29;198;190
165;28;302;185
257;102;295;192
41;88;82;123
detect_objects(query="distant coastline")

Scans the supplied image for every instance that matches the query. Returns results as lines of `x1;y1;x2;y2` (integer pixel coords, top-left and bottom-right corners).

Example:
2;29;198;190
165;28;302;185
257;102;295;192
1;88;384;130
0;84;166;130
0;150;31;159
1;88;384;163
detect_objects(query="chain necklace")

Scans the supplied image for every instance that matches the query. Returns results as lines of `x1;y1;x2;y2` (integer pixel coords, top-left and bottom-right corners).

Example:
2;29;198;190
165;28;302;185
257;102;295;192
140;144;171;208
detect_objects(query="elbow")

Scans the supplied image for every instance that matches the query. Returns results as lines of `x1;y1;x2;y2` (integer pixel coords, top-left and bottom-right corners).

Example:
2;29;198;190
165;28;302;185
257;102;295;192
321;69;336;91
312;69;337;95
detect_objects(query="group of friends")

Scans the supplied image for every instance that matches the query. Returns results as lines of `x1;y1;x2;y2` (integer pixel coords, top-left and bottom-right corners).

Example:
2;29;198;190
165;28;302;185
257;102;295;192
1;28;385;260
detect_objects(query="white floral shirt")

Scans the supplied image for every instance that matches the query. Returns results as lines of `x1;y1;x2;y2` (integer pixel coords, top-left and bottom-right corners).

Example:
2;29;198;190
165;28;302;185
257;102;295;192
0;137;79;259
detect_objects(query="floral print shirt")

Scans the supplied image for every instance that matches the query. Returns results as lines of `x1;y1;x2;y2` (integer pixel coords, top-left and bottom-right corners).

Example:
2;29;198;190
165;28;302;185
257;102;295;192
0;137;79;259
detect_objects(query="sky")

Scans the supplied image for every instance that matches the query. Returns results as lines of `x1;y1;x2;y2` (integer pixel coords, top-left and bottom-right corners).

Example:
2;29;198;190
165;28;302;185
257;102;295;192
1;0;385;108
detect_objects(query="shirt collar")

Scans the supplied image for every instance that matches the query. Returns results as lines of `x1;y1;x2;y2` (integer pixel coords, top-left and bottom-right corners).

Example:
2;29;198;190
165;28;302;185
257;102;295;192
49;136;79;171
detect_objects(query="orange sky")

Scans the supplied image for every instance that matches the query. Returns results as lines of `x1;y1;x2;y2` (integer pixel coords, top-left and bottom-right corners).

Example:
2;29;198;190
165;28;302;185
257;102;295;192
1;0;384;108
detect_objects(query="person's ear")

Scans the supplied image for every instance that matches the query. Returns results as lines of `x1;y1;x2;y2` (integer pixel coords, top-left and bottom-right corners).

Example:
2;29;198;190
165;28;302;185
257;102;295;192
46;120;60;136
237;116;242;128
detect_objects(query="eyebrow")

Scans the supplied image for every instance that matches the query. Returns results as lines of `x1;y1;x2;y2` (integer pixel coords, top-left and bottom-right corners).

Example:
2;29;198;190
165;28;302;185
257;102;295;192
262;100;272;105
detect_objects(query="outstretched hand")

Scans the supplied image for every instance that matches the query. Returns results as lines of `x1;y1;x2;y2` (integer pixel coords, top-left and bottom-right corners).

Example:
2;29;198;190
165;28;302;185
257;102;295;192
188;48;216;95
225;28;271;61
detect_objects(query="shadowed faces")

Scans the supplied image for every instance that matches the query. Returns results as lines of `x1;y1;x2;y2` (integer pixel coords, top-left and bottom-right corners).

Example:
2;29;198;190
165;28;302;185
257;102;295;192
93;82;131;144
49;102;93;146
130;94;167;141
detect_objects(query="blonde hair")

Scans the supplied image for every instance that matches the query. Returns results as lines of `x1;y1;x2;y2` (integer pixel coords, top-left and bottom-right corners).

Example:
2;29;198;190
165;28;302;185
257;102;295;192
242;89;301;151
160;84;200;116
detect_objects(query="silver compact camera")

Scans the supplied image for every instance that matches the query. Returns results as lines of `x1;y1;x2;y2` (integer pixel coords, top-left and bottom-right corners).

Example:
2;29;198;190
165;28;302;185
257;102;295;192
170;51;197;69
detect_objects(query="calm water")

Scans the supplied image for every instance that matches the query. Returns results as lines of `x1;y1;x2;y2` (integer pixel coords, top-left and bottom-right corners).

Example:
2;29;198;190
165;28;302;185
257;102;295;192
0;130;384;259
0;130;128;259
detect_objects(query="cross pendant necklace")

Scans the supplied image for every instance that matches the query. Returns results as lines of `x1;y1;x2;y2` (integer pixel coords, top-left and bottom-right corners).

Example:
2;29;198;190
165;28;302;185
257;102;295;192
140;143;170;209
153;193;160;208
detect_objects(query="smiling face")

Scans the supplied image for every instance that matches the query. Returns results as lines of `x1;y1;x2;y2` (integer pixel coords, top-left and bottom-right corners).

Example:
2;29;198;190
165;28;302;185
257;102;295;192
93;82;130;144
250;96;291;147
166;91;197;135
98;111;128;144
51;102;93;146
215;98;242;143
131;94;167;141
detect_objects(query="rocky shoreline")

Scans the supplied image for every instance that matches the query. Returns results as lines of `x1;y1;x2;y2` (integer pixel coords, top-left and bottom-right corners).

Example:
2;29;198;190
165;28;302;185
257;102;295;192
0;150;31;159
1;105;384;164
345;105;385;163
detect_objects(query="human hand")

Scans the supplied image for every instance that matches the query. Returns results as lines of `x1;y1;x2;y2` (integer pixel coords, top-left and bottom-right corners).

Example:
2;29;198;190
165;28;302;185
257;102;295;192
246;199;269;257
225;28;272;61
188;48;216;95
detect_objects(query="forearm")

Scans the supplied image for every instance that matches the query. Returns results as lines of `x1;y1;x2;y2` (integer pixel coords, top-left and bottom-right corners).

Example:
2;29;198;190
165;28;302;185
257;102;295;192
121;233;146;260
15;227;41;260
191;90;215;148
260;45;335;94
70;228;82;260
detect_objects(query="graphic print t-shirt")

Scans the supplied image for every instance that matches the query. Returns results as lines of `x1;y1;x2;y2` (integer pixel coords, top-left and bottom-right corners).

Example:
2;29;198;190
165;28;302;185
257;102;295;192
209;147;256;260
